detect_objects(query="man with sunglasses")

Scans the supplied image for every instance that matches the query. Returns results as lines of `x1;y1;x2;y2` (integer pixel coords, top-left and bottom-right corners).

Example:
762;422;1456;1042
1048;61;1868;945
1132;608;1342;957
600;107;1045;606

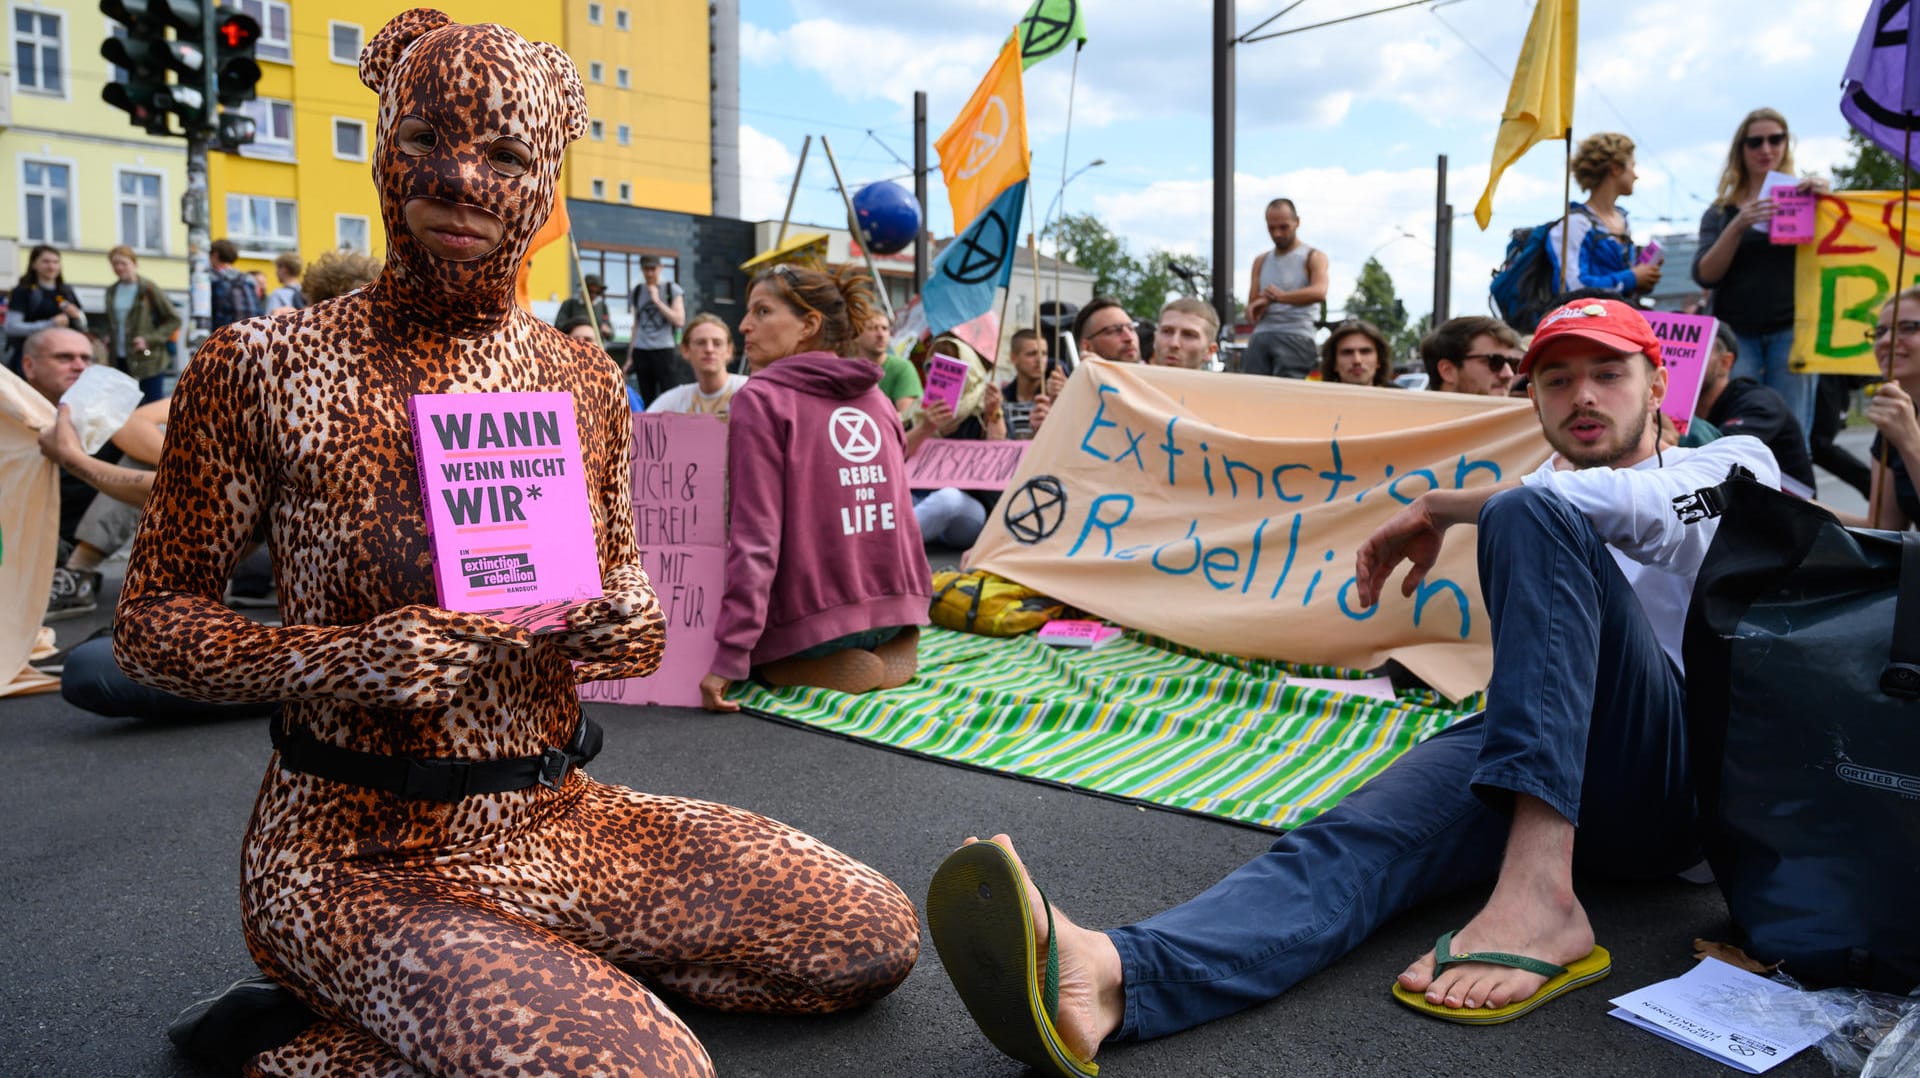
1420;315;1523;395
1072;296;1143;363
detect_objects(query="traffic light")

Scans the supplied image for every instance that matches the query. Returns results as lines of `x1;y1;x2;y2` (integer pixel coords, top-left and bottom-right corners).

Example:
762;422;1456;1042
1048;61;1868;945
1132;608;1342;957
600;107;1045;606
99;0;172;135
101;0;256;140
212;7;261;108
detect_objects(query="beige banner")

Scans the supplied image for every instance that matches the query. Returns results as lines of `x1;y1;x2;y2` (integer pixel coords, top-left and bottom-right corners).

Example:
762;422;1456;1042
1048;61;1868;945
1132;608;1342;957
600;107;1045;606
1792;190;1920;376
969;363;1554;700
1;367;60;695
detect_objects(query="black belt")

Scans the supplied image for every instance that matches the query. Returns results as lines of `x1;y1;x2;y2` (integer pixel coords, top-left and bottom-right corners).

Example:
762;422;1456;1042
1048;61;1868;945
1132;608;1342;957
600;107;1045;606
270;713;603;803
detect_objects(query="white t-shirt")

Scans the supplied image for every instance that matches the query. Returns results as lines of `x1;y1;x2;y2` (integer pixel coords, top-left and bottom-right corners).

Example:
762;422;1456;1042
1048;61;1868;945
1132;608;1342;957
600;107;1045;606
645;375;749;421
1519;434;1780;673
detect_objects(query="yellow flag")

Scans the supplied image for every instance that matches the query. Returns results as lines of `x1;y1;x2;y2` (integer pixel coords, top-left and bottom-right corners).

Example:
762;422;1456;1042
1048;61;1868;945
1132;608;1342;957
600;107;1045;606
936;34;1031;232
1473;0;1578;230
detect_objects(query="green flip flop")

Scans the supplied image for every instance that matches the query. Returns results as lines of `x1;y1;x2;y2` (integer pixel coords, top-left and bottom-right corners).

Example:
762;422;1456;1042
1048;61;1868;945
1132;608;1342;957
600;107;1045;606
1391;929;1613;1025
926;841;1099;1077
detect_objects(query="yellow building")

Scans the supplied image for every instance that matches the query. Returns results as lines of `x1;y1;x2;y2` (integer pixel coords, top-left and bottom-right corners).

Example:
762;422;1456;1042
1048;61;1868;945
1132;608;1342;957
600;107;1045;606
2;0;190;298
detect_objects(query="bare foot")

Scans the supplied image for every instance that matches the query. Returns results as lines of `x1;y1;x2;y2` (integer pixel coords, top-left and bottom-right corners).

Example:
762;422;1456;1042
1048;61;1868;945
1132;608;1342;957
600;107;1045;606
963;834;1126;1059
1396;881;1595;1011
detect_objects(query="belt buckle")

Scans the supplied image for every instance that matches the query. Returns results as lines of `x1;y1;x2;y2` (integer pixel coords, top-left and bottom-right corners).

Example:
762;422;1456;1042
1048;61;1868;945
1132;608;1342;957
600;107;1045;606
537;748;571;790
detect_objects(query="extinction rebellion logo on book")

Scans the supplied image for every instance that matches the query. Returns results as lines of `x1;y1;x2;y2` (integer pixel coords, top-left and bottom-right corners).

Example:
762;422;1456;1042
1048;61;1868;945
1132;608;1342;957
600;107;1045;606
461;553;538;589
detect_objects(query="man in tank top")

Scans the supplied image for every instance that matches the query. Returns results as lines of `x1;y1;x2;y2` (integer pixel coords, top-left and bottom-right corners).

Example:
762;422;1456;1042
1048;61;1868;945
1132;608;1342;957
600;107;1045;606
1242;198;1328;379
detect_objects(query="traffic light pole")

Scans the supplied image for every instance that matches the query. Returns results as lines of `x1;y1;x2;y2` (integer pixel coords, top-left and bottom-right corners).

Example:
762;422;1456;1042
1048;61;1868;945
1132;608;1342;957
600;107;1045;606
184;131;212;346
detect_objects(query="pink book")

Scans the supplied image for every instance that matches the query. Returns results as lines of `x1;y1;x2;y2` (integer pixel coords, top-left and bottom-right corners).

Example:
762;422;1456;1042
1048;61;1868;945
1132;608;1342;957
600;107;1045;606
1037;619;1124;649
923;352;971;415
1644;311;1719;438
409;392;603;632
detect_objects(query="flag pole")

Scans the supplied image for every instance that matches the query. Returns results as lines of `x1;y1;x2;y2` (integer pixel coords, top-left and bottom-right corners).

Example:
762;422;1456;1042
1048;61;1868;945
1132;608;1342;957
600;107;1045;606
1871;49;1916;525
1052;44;1082;346
1559;128;1573;297
1028;165;1043;341
565;232;602;352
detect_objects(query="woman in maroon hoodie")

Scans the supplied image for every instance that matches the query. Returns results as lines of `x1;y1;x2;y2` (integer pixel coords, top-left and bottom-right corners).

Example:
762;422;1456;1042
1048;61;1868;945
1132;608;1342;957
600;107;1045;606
700;265;933;710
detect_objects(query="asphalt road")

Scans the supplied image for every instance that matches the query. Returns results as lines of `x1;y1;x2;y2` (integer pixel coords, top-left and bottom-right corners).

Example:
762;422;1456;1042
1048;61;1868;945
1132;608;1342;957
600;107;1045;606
3;575;1834;1077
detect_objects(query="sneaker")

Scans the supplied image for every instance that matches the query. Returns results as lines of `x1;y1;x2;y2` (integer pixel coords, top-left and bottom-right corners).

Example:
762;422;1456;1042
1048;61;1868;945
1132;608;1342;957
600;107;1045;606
167;973;316;1071
44;567;101;622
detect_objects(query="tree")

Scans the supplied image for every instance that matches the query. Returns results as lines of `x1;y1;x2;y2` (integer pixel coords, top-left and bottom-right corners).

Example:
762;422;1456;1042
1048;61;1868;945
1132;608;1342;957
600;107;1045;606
1832;129;1910;192
1343;256;1408;338
1045;213;1139;300
1129;250;1211;316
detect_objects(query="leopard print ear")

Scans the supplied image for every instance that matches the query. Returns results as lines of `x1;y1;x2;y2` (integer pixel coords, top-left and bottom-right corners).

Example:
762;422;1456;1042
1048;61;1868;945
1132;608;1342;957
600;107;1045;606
360;8;454;94
540;43;589;144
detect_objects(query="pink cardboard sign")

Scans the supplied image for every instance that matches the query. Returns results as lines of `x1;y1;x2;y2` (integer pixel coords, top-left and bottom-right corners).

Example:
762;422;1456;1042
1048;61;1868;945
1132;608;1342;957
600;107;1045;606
1770;185;1817;245
580;544;726;708
1645;311;1719;436
905;439;1031;491
409;391;602;632
922;353;970;415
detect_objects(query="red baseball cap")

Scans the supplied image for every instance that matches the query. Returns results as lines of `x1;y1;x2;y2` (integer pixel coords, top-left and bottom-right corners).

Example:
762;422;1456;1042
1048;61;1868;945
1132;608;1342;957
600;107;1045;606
1520;298;1664;375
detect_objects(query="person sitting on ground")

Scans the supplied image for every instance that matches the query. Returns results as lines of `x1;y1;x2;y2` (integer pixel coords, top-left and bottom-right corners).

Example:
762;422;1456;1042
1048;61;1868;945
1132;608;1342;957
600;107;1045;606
925;297;1779;1076
1318;318;1394;387
101;245;183;403
122;14;919;1072
300;249;383;304
1863;287;1920;531
265;252;307;316
1421;315;1524;396
1150;298;1221;371
1003;328;1062;439
647;312;748;421
700;263;930;708
1693;322;1814;494
906;334;1006;549
1072;296;1142;363
854;307;922;417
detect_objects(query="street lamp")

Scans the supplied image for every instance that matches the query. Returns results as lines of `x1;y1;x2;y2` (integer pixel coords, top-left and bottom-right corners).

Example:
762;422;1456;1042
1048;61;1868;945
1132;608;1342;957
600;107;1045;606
1041;158;1106;246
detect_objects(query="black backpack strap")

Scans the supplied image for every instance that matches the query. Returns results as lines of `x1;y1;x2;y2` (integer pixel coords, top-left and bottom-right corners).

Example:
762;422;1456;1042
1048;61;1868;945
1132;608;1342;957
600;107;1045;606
1880;532;1920;698
271;712;602;802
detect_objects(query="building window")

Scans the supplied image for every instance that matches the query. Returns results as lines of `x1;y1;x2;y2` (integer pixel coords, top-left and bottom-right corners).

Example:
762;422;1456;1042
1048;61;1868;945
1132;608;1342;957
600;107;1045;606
12;6;65;95
239;98;295;159
336;214;371;254
234;0;291;62
618;181;631;202
591;178;606;199
586;1;602;25
20;158;74;245
615;7;629;30
117;169;165;254
577;250;676;310
588;60;603;82
226;194;298;255
616;124;630;146
328;21;362;64
615;66;630;89
332;117;367;161
589;119;604;140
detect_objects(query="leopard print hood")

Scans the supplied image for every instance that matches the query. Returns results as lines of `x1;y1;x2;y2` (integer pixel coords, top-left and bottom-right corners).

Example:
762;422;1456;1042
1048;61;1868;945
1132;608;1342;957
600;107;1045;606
359;9;586;337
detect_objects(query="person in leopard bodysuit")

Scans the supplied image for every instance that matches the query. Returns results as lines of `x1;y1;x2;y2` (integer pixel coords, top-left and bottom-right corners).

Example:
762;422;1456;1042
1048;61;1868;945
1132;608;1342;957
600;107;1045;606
114;11;918;1075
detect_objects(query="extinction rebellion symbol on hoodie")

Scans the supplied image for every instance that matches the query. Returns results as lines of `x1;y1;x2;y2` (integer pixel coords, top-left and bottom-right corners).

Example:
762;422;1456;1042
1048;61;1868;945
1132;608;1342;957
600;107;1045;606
829;407;882;463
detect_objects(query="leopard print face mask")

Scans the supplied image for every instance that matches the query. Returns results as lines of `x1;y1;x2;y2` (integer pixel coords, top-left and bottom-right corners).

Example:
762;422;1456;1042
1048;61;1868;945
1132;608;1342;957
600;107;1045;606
359;9;586;336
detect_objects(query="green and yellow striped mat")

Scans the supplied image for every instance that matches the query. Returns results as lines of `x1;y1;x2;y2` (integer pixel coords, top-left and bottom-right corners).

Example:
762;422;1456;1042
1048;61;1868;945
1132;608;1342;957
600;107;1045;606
733;627;1480;831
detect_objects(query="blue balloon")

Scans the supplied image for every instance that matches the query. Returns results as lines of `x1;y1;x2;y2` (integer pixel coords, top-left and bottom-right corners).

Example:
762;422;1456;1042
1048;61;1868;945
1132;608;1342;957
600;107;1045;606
852;182;922;256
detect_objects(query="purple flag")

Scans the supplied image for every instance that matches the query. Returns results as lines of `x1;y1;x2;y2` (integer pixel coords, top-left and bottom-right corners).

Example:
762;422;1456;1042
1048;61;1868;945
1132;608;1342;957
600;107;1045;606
1842;0;1920;162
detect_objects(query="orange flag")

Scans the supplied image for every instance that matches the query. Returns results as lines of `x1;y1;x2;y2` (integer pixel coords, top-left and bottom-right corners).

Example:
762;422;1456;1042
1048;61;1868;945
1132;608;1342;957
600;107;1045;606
515;199;572;311
936;33;1030;232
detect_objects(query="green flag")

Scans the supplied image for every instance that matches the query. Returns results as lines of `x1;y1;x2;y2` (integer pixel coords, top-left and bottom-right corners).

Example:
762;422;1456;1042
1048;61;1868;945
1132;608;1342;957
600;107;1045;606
1016;0;1087;69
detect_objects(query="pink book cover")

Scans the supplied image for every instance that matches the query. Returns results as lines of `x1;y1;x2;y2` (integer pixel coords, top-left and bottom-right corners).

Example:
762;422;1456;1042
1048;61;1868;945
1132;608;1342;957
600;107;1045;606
923;353;970;415
1644;311;1719;437
1770;185;1816;245
409;392;603;633
1036;619;1124;648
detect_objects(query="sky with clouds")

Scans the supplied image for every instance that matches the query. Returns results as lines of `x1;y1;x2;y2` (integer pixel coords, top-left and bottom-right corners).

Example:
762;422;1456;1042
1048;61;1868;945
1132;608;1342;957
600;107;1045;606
736;0;1875;321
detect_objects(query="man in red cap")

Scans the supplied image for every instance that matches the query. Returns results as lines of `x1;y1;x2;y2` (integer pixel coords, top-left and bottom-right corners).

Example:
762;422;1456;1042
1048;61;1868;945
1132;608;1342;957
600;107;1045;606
923;300;1786;1077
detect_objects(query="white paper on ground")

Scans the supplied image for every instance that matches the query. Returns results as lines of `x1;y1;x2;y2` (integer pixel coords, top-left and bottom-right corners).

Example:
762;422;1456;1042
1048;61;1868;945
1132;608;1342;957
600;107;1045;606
1286;675;1398;701
1607;958;1824;1073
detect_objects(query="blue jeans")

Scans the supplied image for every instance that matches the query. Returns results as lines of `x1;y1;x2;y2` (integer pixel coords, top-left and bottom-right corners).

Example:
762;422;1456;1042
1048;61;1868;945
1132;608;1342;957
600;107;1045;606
1732;328;1814;447
1104;486;1695;1040
62;637;277;723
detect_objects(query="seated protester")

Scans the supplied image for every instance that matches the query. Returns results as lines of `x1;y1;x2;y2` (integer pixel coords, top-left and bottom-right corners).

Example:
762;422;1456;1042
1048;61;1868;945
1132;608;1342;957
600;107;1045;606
1551;133;1660;300
1002;328;1059;439
1319;318;1394;387
701;263;931;706
1422;316;1523;396
1865;287;1920;529
1693;322;1815;494
1072;296;1142;363
854;308;922;418
647;312;749;421
906;334;1007;548
1150;299;1221;370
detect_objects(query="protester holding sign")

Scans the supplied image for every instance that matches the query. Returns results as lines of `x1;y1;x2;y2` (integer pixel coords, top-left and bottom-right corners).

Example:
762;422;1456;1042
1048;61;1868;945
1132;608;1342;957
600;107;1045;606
1692;108;1828;441
119;16;918;1071
1550;133;1659;299
906;334;1007;548
1864;287;1920;530
702;263;931;707
926;299;1781;1074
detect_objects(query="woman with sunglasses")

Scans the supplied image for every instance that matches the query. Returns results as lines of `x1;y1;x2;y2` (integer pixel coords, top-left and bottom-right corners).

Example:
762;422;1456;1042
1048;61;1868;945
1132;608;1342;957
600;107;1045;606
1692;108;1827;442
1863;288;1920;529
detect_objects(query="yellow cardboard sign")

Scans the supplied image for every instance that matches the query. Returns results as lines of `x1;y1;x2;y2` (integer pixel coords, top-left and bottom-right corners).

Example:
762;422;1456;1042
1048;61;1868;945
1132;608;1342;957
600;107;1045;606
1792;190;1920;376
